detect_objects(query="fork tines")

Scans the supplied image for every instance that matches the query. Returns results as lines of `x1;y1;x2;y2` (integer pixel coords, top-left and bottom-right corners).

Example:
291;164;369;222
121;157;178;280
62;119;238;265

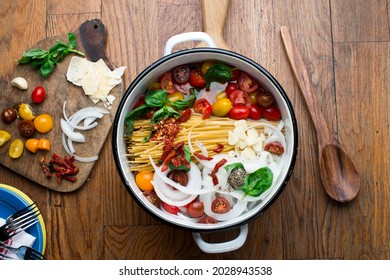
6;202;37;224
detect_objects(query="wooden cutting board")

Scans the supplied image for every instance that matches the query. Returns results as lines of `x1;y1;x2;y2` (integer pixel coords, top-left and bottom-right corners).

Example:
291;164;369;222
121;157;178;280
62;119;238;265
0;19;123;192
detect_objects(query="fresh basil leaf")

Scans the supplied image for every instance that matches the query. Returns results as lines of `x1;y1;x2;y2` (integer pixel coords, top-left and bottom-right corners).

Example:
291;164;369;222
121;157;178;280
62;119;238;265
40;56;56;78
68;32;77;49
145;89;167;108
49;41;69;53
124;119;135;137
240;167;273;197
20;48;47;58
224;162;245;174
17;56;32;64
169;91;196;110
205;63;233;89
125;103;150;122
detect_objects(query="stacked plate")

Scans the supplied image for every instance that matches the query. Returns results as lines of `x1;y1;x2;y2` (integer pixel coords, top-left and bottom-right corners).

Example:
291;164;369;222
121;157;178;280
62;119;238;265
0;184;46;254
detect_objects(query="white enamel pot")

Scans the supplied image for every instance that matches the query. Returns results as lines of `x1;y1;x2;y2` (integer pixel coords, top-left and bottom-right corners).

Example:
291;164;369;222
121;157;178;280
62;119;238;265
112;32;298;253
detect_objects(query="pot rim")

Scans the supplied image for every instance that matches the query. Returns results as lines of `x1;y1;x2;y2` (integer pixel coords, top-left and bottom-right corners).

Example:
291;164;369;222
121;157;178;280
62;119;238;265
112;47;298;233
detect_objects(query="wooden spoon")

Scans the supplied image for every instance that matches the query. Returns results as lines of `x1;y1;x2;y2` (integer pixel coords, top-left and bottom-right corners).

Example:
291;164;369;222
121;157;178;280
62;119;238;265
197;0;230;50
280;26;360;202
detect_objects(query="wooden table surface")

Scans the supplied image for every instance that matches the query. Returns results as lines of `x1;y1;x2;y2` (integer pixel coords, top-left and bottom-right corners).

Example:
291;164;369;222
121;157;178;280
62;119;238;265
0;0;389;260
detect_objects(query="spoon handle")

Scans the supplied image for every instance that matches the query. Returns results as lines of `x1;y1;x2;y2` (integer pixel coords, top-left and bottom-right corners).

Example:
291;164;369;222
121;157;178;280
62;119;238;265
280;26;334;147
200;0;230;50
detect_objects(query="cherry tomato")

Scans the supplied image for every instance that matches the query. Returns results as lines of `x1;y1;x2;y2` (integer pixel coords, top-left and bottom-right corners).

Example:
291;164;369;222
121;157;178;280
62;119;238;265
18;120;35;137
264;141;285;155
0;130;11;147
248;103;262;120
172;65;190;84
177;108;192;123
212;98;232;117
133;97;146;109
230;68;240;81
31;86;46;103
135;171;154;191
187;201;204;218
1;107;17;124
194;98;212;119
162;202;180;215
225;83;238;98
198;216;218;224
9;139;24;159
237;72;258;93
168;170;188;186
18;103;35;120
160;72;176;94
211;197;231;213
256;89;275;108
167;92;184;104
248;91;258;104
215;91;227;100
25;139;39;153
263;103;281;121
189;70;206;88
143;190;161;207
228;105;250;120
148;82;161;90
34;114;53;134
229;89;252;107
201;61;215;75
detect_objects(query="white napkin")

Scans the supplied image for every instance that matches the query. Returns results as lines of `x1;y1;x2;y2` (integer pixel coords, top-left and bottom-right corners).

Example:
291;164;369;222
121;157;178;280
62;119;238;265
0;217;36;260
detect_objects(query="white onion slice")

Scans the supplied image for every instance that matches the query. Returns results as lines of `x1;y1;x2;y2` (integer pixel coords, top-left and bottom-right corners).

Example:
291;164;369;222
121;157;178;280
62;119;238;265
60;118;85;142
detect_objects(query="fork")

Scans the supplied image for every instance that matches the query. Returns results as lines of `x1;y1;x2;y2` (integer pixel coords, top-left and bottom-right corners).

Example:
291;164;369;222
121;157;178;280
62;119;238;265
5;202;37;224
0;203;41;242
0;243;47;260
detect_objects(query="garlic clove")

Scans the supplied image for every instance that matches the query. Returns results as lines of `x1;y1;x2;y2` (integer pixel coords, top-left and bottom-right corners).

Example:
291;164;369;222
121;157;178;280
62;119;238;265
11;77;28;90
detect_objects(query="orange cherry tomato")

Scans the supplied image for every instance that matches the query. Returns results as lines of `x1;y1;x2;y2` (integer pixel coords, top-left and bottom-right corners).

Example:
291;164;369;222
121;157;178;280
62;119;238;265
135;171;154;191
25;139;40;153
34;114;53;133
37;139;50;151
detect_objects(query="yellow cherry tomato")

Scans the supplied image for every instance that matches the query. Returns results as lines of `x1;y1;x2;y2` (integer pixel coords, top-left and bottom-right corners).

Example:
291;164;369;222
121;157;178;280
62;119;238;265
148;82;161;90
0;130;11;147
9;139;24;158
34;114;53;134
135;171;154;191
212;98;233;117
167;92;184;104
215;91;227;100
201;61;215;75
25;139;39;153
18;103;35;120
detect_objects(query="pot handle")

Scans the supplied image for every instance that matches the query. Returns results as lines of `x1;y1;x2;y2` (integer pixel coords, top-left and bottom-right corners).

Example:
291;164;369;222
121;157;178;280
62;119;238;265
192;224;248;253
164;32;217;56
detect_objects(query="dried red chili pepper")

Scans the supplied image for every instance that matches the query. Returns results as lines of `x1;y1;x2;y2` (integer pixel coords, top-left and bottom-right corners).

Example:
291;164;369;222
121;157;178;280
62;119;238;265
40;154;79;184
210;158;227;185
194;152;213;161
212;143;224;154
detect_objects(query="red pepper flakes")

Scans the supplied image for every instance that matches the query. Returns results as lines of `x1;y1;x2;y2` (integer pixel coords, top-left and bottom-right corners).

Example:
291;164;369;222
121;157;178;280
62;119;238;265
40;154;79;184
159;141;190;172
150;118;181;143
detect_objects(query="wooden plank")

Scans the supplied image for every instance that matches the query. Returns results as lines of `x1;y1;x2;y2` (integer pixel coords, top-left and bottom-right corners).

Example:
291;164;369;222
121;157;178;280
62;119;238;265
47;13;101;37
331;0;389;42
334;41;390;259
47;0;101;15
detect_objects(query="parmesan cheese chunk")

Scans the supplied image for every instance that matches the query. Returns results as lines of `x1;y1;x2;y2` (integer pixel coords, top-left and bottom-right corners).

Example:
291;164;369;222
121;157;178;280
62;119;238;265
66;56;126;106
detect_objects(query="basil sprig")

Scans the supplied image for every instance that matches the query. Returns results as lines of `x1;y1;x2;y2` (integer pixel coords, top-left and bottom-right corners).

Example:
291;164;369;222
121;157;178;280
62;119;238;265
240;167;273;197
17;32;84;78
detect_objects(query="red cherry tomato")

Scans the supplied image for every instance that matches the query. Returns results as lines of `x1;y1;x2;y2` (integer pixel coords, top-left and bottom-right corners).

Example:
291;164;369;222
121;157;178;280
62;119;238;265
160;72;176;94
228;89;252;107
198;216;218;224
187;201;205;218
225;83;238;98
248;103;262;120
211;197;231;213
162;202;180;215
229;105;250;120
237;72;258;93
189;70;206;88
263;103;281;121
133;97;146;109
194;98;212;119
143;191;161;207
230;68;240;81
172;65;190;84
264;141;285;155
31;86;46;104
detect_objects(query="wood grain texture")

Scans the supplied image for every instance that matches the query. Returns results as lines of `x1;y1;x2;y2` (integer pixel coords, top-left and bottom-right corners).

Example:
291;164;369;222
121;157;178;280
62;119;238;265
0;0;389;260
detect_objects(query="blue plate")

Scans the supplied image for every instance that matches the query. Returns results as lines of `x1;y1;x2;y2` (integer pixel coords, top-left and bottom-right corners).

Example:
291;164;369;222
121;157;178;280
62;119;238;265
0;184;46;254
